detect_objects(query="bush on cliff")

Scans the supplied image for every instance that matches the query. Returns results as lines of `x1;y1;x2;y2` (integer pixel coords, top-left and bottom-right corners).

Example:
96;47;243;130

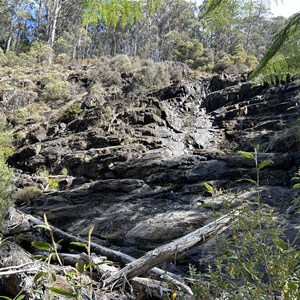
0;130;13;228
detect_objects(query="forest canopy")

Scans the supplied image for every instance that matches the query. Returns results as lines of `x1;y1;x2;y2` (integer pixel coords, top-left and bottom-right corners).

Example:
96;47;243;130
0;0;296;81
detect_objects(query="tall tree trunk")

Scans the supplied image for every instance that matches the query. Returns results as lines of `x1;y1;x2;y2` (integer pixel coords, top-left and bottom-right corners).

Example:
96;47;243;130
47;0;63;63
72;27;82;59
5;36;12;53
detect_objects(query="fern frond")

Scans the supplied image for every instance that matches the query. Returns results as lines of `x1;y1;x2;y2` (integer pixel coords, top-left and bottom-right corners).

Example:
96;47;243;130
250;12;300;82
200;0;231;18
82;0;161;27
252;51;300;85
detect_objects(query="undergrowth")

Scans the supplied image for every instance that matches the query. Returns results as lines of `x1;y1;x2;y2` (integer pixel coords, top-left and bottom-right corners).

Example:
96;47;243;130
0;129;13;229
191;149;300;299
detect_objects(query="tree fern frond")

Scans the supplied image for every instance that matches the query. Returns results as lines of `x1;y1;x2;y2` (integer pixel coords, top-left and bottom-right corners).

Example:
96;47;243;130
82;0;160;27
252;51;300;85
250;12;300;81
199;0;231;18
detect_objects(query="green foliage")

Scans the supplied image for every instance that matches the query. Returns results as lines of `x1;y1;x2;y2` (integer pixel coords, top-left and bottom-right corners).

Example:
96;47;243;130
0;130;13;228
48;287;76;298
0;158;13;228
32;218;98;299
231;43;247;65
173;39;204;68
13;186;42;203
0;293;25;300
61;167;69;176
13;108;30;125
213;45;258;73
82;0;161;27
63;103;82;120
27;41;52;63
133;62;171;90
0;126;13;159
33;215;63;267
213;53;233;72
110;54;132;72
250;12;300;83
101;70;122;87
204;182;213;193
201;0;232;19
48;178;59;190
4;51;21;67
0;41;50;67
0;146;13;160
246;54;258;69
40;74;71;102
0;48;8;66
191;148;299;299
36;168;59;190
191;206;300;299
98;106;114;128
200;0;239;30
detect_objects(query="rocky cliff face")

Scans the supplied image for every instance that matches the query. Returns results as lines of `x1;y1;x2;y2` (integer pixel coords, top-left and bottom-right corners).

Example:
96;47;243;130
6;66;300;272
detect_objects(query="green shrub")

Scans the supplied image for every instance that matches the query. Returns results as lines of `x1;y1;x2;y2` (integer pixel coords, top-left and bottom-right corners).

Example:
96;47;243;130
63;103;82;120
191;205;300;299
169;66;183;81
41;75;71;101
13;108;30;125
55;53;70;64
173;39;204;67
55;31;74;57
0;146;14;160
13;186;42;203
28;40;52;63
5;51;21;66
0;130;13;228
36;168;59;190
231;43;247;65
213;53;233;72
101;70;122;87
60;167;68;176
110;54;132;72
89;82;105;97
99;106;114;127
0;159;13;227
246;54;258;69
191;150;300;299
18;52;37;67
48;178;59;190
0;48;8;66
0;130;12;149
133;62;171;90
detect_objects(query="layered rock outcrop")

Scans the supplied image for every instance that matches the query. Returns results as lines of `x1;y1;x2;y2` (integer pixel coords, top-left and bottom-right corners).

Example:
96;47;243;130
7;69;300;271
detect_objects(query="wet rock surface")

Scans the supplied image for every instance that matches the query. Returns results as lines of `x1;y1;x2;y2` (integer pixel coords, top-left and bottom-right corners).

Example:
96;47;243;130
7;69;300;273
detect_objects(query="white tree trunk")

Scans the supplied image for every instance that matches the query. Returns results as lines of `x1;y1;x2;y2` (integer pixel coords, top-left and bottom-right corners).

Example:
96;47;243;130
47;0;63;63
5;36;12;53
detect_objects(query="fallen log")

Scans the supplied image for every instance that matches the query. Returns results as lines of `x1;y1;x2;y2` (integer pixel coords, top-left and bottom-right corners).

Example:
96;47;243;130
2;207;237;297
0;241;71;299
2;208;193;296
103;212;237;288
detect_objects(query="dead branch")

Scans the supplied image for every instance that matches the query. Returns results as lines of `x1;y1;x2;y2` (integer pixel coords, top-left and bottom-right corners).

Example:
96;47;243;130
2;208;237;298
103;212;237;288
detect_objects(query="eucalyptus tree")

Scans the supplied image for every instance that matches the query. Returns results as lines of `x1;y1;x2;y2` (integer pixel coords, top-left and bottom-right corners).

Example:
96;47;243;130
0;0;36;52
202;0;300;83
199;0;272;56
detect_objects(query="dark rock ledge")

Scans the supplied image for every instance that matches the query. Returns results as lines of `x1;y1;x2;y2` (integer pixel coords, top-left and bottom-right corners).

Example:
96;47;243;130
7;73;300;273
